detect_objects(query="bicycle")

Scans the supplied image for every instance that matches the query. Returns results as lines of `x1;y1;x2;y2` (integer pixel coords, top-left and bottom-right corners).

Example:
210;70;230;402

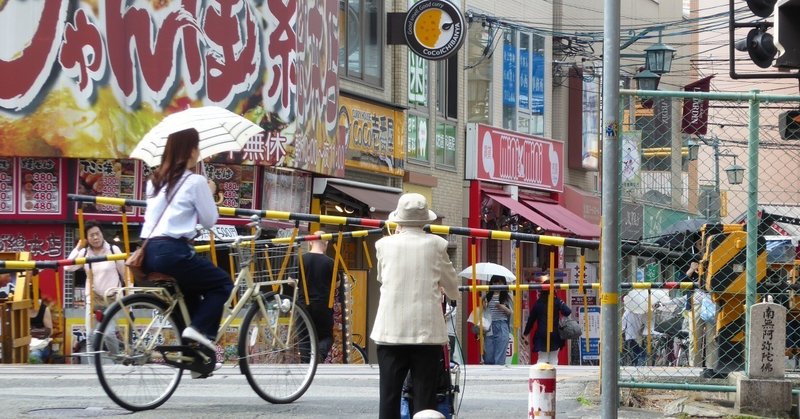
91;217;319;411
348;333;368;364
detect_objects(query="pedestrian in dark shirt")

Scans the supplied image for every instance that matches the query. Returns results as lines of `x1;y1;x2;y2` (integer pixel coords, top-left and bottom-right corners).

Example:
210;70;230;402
522;276;572;365
301;231;336;362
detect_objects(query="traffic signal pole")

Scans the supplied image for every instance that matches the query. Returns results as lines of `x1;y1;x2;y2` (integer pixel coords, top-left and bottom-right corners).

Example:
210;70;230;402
601;0;621;416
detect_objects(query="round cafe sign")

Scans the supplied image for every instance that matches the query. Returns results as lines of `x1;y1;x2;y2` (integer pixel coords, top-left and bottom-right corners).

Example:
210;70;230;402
404;0;465;61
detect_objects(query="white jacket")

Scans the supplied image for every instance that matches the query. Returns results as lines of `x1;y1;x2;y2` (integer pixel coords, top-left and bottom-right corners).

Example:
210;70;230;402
370;227;460;345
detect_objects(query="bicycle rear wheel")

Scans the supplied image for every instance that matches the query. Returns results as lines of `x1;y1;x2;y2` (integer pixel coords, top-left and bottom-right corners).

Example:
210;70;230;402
347;343;367;364
94;294;184;411
239;292;318;404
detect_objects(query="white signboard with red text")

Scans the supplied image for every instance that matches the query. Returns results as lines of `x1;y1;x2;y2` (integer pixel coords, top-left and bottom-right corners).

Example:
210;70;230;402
466;124;564;192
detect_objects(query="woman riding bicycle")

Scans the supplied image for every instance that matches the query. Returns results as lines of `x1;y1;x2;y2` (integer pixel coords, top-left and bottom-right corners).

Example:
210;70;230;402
140;127;232;374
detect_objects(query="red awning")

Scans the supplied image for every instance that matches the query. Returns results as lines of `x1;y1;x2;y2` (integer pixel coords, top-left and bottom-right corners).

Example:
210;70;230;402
486;193;569;234
523;200;601;238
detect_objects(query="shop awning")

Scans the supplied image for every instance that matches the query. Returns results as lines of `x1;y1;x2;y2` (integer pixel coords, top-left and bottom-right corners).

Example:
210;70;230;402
328;184;400;213
486;193;569;234
523;200;601;238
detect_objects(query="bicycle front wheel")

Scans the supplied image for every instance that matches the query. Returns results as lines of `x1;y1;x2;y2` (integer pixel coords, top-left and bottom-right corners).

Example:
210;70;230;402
94;294;184;411
239;292;318;404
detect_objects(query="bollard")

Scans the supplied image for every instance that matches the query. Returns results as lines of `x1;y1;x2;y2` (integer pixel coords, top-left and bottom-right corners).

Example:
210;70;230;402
528;362;556;418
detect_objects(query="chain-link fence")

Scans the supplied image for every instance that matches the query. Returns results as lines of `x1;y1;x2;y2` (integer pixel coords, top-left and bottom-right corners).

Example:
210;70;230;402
617;89;800;388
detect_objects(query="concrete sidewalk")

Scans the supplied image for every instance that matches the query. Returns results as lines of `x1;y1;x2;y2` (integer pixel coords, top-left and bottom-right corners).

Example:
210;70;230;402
0;364;794;418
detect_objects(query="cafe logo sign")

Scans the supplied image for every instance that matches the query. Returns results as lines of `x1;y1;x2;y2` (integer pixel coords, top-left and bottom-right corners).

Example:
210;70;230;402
404;0;465;61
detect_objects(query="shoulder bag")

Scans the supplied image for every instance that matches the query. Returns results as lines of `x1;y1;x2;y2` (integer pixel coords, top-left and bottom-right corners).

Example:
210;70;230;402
126;175;189;284
557;299;582;340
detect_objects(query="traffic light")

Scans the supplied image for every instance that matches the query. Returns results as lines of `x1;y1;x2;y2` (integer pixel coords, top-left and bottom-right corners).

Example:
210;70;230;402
779;110;800;140
774;0;800;69
736;1;778;68
745;0;776;17
739;26;777;68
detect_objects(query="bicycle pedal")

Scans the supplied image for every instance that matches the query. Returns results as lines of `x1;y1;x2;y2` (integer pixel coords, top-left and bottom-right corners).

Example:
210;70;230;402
155;345;216;374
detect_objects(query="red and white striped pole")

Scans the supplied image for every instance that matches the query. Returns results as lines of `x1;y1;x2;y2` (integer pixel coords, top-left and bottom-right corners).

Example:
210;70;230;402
528;362;556;418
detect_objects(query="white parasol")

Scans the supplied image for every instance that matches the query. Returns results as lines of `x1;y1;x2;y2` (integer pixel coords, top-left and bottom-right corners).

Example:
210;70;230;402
130;106;264;167
457;262;516;283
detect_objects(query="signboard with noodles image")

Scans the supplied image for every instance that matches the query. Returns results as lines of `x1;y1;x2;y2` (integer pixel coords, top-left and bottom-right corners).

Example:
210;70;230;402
0;0;342;177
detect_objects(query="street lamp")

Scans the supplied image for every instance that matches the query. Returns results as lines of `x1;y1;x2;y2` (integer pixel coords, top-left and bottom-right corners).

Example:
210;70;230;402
644;40;676;75
633;68;661;91
685;136;745;220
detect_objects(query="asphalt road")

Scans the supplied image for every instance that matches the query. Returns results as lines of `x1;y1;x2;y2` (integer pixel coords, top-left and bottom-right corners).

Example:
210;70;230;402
0;364;655;418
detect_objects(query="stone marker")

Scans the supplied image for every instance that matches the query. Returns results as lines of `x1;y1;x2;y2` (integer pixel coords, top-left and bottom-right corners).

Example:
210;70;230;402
734;301;791;417
747;301;787;379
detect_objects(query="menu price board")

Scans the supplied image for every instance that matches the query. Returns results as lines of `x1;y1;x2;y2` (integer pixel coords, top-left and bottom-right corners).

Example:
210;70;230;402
0;158;14;213
76;159;137;215
18;158;60;214
204;163;256;210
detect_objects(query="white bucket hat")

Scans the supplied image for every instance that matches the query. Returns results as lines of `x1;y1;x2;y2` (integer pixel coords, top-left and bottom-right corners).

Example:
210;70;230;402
388;193;437;225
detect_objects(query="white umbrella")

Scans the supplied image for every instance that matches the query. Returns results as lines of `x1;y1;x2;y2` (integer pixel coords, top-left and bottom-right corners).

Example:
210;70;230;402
457;262;516;283
130;106;264;167
623;289;672;314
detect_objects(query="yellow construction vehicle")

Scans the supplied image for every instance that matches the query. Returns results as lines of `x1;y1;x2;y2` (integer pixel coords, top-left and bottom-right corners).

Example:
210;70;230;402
697;221;800;373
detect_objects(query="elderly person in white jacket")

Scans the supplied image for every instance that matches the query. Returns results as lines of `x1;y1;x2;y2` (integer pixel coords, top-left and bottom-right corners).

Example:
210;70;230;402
371;193;460;419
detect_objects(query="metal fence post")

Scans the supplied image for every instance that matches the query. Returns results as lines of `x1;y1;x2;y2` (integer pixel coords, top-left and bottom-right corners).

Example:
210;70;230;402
744;90;761;375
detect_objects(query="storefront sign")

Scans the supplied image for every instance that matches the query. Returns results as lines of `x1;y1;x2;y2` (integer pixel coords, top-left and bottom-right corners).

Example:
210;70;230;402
261;167;311;227
18;158;61;215
339;96;405;176
621;201;644;241
0;1;341;176
0;224;65;301
76;159;137;215
404;0;465;61
203;163;256;210
582;77;600;170
0;158;14;214
466;123;564;192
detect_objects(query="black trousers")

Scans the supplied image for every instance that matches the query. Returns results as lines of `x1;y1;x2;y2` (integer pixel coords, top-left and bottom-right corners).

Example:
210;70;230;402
305;301;333;362
377;344;442;419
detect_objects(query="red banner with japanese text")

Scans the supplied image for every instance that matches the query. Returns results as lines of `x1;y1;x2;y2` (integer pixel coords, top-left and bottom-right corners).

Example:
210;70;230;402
0;0;341;176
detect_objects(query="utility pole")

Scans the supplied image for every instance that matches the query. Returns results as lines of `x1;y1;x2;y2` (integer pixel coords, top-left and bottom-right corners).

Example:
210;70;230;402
600;0;621;417
712;138;721;221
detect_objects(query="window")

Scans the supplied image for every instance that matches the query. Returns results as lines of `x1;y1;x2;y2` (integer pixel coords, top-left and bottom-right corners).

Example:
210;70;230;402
466;23;491;123
435;122;456;168
502;29;546;134
502;30;516;130
339;0;382;85
407;114;429;162
436;56;458;119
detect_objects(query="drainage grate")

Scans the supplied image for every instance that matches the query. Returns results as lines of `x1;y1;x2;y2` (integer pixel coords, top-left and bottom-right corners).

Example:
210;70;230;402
26;407;129;417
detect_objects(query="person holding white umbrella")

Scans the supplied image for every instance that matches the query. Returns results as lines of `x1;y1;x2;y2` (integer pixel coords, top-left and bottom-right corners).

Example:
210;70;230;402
139;128;233;378
482;274;513;365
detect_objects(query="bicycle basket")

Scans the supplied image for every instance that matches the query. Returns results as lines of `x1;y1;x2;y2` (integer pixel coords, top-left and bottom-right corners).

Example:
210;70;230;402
229;242;300;283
